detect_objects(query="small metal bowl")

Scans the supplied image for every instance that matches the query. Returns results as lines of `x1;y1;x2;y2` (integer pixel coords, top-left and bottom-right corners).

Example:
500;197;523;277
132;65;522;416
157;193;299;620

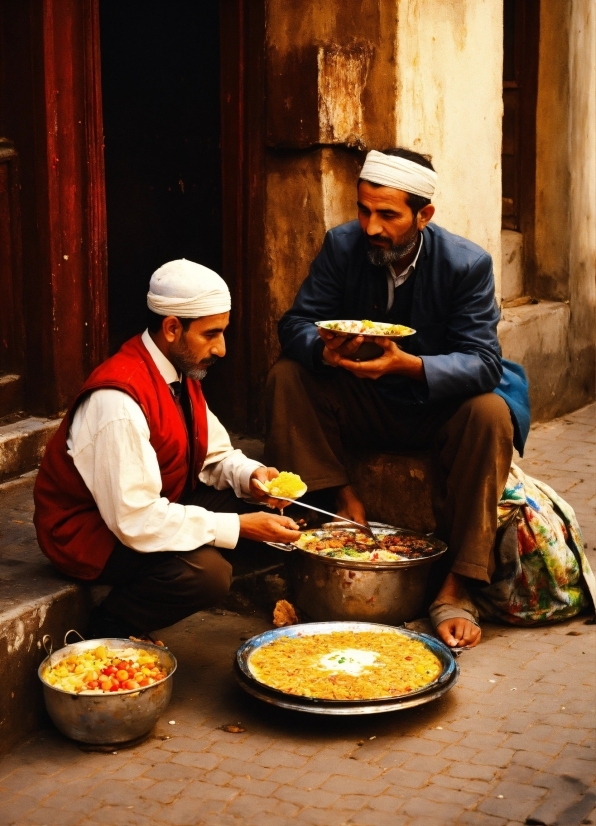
38;632;176;744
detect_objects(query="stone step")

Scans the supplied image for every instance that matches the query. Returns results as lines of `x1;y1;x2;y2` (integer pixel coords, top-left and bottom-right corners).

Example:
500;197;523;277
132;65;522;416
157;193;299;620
0;474;91;757
0;373;24;418
0;415;61;483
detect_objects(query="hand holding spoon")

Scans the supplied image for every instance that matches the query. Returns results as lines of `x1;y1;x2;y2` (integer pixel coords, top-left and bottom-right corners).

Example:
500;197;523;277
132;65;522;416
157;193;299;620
254;480;382;550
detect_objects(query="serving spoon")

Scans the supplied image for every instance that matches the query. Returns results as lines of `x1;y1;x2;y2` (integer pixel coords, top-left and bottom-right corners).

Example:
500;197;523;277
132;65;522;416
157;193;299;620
254;480;383;550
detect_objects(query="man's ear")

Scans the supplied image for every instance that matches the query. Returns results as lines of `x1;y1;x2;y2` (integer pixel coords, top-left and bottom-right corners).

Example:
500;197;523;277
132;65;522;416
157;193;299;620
417;203;435;231
161;315;182;343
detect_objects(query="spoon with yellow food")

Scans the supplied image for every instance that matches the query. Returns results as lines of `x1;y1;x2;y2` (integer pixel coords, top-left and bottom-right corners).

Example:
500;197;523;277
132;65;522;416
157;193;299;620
254;471;308;514
255;473;382;548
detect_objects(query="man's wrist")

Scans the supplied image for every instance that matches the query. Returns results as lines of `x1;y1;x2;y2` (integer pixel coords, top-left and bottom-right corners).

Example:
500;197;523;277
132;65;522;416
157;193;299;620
388;353;426;382
321;346;333;366
403;355;426;383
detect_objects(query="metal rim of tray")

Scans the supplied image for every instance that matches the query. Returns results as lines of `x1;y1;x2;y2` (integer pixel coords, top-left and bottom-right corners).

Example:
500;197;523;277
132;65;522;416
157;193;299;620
267;521;447;569
236;621;458;707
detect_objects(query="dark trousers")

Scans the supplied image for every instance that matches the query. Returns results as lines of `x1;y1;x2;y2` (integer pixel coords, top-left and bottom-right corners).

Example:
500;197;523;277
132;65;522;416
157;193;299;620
93;485;259;632
264;358;514;584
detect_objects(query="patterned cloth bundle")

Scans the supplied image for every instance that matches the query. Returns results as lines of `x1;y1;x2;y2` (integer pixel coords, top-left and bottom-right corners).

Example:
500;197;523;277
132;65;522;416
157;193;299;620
474;464;596;624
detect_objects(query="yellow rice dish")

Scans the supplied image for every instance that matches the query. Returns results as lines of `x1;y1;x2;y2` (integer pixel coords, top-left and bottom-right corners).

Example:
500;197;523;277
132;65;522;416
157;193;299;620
264;471;306;499
248;631;442;700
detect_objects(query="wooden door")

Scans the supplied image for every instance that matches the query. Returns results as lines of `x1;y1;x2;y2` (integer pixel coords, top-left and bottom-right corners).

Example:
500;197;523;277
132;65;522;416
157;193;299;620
0;139;25;416
0;0;107;416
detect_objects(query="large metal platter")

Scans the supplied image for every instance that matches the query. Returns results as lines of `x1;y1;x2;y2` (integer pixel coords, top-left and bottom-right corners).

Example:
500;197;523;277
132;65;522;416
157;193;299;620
236;621;458;711
266;521;447;569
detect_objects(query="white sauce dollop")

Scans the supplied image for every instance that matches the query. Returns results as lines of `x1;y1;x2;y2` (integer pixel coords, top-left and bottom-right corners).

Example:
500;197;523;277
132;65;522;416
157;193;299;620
318;648;378;676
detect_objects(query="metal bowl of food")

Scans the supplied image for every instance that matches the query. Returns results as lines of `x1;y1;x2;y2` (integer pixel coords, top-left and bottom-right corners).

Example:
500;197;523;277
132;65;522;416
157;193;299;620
38;633;176;744
287;522;447;625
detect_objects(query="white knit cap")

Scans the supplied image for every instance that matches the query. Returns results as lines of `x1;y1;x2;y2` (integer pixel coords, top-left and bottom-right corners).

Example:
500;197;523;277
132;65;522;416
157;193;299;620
147;259;231;318
360;150;437;199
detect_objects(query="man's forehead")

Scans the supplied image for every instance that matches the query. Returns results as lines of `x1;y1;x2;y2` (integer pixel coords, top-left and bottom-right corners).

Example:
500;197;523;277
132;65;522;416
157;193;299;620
191;312;230;332
358;181;410;208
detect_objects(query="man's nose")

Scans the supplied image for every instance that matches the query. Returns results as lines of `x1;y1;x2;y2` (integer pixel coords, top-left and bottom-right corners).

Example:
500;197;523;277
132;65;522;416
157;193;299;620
212;335;226;358
366;212;382;236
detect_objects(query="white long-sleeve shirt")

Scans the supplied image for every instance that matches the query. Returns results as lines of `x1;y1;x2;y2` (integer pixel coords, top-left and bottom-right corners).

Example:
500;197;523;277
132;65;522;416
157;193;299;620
66;330;263;552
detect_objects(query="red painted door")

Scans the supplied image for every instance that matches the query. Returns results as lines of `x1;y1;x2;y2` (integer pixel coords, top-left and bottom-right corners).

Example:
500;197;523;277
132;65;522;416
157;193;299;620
0;0;107;416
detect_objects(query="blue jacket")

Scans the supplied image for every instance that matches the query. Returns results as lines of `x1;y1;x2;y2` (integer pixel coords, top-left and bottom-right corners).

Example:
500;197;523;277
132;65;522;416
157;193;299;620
278;221;530;454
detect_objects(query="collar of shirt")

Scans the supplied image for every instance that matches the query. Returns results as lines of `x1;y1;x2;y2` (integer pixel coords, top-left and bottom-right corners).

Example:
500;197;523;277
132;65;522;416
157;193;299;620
387;233;424;288
386;234;423;311
141;328;180;385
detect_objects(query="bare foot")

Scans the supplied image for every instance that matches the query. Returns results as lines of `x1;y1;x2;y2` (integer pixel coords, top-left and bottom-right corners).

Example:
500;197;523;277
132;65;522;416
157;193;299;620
335;484;367;524
434;572;482;648
436;617;481;648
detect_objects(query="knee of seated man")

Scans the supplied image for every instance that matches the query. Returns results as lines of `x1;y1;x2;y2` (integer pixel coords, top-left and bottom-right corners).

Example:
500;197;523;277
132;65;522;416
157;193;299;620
460;392;513;437
267;357;308;390
178;548;233;603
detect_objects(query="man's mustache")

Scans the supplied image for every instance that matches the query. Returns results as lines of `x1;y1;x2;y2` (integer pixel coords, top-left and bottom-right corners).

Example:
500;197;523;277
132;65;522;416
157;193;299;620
201;356;219;368
367;234;393;246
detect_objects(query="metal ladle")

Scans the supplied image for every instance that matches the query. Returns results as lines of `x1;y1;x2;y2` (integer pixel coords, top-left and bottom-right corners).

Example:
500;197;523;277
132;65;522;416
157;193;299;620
255;480;383;550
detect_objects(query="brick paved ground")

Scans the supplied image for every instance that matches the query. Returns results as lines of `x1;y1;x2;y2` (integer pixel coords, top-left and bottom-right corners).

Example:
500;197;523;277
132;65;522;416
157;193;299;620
0;405;594;826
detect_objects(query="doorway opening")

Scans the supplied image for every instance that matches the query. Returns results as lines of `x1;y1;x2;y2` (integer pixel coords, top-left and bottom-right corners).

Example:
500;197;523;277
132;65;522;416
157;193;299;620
99;1;222;353
500;0;540;305
501;0;539;234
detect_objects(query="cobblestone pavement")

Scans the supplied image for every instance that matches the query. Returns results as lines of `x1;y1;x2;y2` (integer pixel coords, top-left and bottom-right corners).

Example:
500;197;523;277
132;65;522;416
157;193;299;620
1;405;594;826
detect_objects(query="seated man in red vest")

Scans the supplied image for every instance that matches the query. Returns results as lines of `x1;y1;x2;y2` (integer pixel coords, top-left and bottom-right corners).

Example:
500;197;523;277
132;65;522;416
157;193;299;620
34;259;301;639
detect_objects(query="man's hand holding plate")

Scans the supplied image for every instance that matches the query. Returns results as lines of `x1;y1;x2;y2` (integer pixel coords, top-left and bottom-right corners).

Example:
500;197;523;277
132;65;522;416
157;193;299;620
249;467;293;509
334;336;426;382
319;328;364;366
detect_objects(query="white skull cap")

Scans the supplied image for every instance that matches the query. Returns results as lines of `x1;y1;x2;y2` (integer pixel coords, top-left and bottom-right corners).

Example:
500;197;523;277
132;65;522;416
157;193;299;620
147;258;231;317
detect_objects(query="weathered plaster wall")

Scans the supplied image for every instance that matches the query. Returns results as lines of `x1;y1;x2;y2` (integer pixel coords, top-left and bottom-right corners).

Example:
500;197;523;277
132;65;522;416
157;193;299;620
263;148;362;357
265;0;397;151
567;0;596;406
393;0;504;297
499;302;572;421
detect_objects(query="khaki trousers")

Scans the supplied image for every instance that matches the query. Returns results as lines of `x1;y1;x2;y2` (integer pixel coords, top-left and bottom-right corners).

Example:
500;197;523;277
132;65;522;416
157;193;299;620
264;358;514;584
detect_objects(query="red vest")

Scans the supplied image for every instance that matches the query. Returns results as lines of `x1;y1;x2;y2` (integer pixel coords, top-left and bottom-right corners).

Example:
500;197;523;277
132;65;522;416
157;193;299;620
33;334;209;580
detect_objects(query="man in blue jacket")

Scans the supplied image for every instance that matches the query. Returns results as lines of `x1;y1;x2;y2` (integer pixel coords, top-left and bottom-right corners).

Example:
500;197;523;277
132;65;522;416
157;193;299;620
264;147;530;649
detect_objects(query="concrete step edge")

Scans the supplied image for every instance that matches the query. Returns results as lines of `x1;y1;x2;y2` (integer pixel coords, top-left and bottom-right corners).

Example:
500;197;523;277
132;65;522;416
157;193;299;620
0;416;61;483
0;582;89;758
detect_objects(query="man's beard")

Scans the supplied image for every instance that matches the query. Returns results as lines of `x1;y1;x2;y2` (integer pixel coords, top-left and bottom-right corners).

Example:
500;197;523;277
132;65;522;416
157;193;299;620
366;218;419;268
170;334;219;381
